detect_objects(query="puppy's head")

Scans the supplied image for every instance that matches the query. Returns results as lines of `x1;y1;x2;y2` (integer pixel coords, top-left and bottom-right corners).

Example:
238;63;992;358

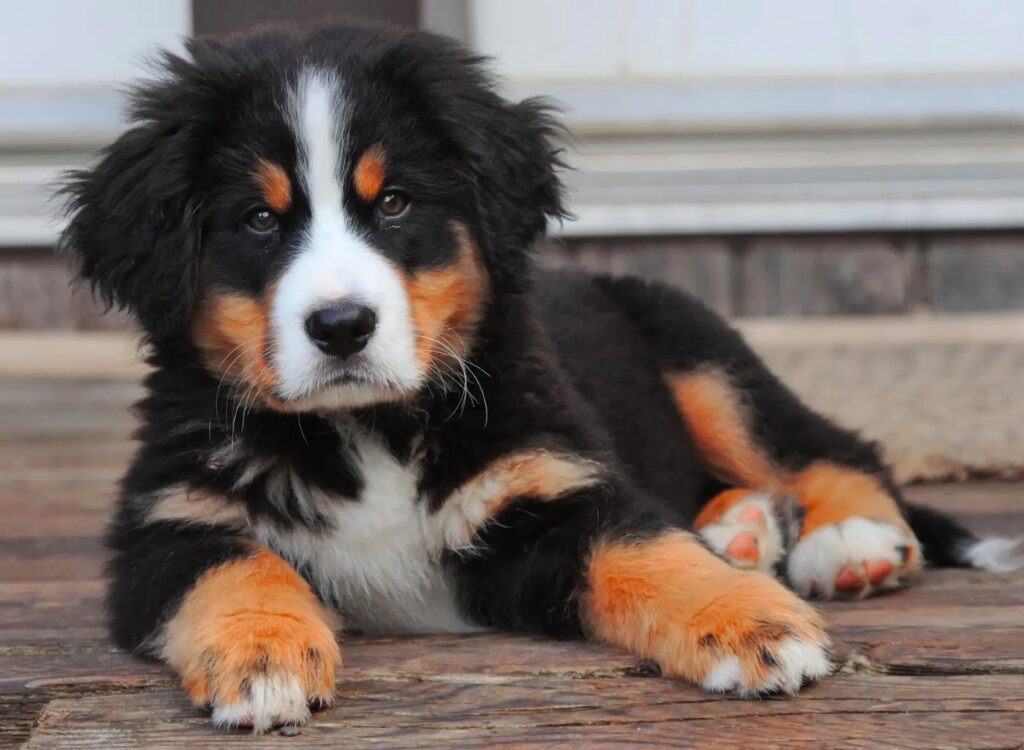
61;25;565;410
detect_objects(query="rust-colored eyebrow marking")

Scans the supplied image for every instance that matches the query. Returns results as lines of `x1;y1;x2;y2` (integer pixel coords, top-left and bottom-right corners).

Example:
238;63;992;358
253;159;292;213
353;144;387;202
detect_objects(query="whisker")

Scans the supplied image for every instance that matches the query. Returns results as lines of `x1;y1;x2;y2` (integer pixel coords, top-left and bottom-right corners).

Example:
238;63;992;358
417;327;489;423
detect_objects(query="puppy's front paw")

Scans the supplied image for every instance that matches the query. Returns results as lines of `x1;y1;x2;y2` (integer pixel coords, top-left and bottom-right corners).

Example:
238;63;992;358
183;611;339;733
691;575;831;695
586;531;830;697
160;551;341;733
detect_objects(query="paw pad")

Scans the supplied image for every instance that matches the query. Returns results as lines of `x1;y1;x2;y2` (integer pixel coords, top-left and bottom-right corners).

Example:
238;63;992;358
787;517;922;599
725;531;760;561
698;492;784;574
865;559;894;584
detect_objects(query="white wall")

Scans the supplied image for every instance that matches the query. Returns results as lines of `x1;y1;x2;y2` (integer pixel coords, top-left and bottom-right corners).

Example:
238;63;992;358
468;0;1024;237
0;0;190;89
471;0;1024;82
3;0;1023;242
0;0;191;245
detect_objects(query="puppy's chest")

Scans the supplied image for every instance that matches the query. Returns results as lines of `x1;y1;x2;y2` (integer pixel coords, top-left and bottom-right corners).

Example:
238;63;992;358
255;429;481;634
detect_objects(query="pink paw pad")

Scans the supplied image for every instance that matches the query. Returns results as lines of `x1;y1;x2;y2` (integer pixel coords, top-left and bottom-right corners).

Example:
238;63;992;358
725;531;760;561
834;567;863;592
834;560;895;595
865;559;894;584
696;493;784;575
787;517;923;600
737;505;766;524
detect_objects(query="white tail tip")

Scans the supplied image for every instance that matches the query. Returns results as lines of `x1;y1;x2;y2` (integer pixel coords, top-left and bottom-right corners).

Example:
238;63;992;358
962;537;1024;573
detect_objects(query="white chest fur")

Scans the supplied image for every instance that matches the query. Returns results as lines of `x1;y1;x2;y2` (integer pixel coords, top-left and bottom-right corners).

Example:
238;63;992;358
255;429;482;634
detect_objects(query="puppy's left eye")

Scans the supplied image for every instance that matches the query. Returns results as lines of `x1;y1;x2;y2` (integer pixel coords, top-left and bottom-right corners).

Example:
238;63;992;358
246;208;279;233
376;189;410;219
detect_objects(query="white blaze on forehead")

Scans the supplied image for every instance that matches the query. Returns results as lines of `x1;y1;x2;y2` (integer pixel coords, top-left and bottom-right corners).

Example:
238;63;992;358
296;70;344;219
270;69;421;409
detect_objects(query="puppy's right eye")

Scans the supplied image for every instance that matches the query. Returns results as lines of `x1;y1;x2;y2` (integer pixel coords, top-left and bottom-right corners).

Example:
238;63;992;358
246;208;279;233
376;189;410;220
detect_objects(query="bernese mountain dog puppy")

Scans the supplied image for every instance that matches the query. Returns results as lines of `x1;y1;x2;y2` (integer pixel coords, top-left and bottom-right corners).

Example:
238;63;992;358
60;23;1020;733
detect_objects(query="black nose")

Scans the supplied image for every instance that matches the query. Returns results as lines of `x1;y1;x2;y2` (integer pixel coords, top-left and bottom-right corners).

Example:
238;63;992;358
305;302;377;358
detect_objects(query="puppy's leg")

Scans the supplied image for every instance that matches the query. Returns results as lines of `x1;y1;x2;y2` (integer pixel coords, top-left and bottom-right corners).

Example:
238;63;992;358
160;548;340;731
585;530;830;695
108;513;339;733
671;367;921;598
596;276;922;598
446;469;829;696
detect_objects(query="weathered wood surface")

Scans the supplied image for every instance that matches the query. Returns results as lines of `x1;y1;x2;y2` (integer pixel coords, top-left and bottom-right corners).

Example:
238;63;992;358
738;236;922;316
10;234;1024;330
1;360;1022;748
928;237;1024;313
0;254;128;331
541;238;735;316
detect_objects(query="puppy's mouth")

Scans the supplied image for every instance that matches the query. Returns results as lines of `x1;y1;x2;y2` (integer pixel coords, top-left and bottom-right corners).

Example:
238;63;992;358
269;356;416;411
319;365;375;388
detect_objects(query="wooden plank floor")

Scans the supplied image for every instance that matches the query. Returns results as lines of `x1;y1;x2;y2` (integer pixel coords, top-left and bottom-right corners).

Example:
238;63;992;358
2;364;1023;747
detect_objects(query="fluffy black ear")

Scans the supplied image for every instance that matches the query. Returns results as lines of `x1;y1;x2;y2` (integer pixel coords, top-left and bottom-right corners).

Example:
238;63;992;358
467;95;569;277
388;33;568;288
59;67;200;342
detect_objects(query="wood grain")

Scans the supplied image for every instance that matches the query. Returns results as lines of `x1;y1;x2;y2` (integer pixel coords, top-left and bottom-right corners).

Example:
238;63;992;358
928;236;1024;313
538;237;734;316
1;355;1022;747
23;676;1024;749
738;236;921;316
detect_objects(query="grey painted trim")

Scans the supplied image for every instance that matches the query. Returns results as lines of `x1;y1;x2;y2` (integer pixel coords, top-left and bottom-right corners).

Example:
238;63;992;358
559;196;1024;237
554;125;1024;236
0;145;97;246
507;75;1024;135
0;89;125;147
6;77;1024;243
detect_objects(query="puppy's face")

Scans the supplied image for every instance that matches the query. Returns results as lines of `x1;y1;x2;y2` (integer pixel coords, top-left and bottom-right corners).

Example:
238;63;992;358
193;69;489;410
62;27;563;410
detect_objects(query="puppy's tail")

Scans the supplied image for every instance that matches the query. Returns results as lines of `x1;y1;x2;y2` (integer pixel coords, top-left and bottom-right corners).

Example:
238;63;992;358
905;502;1024;571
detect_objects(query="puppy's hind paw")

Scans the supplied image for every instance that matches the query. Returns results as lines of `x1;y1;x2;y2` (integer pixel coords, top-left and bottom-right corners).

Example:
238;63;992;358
696;490;784;574
788;516;921;599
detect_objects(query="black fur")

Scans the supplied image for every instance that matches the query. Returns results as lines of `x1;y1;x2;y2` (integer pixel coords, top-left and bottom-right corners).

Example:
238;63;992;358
106;519;250;652
563;273;900;512
60;23;976;665
903;502;977;567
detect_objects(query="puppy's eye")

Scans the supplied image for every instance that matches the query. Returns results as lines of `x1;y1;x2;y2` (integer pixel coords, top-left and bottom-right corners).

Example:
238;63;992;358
376;189;410;219
246;208;279;233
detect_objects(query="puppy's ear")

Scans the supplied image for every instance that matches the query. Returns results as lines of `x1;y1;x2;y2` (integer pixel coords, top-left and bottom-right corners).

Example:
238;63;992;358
464;95;568;285
60;75;199;341
397;35;568;288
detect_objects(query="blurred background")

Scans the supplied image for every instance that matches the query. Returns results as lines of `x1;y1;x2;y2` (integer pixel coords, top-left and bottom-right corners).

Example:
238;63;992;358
0;0;1022;481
